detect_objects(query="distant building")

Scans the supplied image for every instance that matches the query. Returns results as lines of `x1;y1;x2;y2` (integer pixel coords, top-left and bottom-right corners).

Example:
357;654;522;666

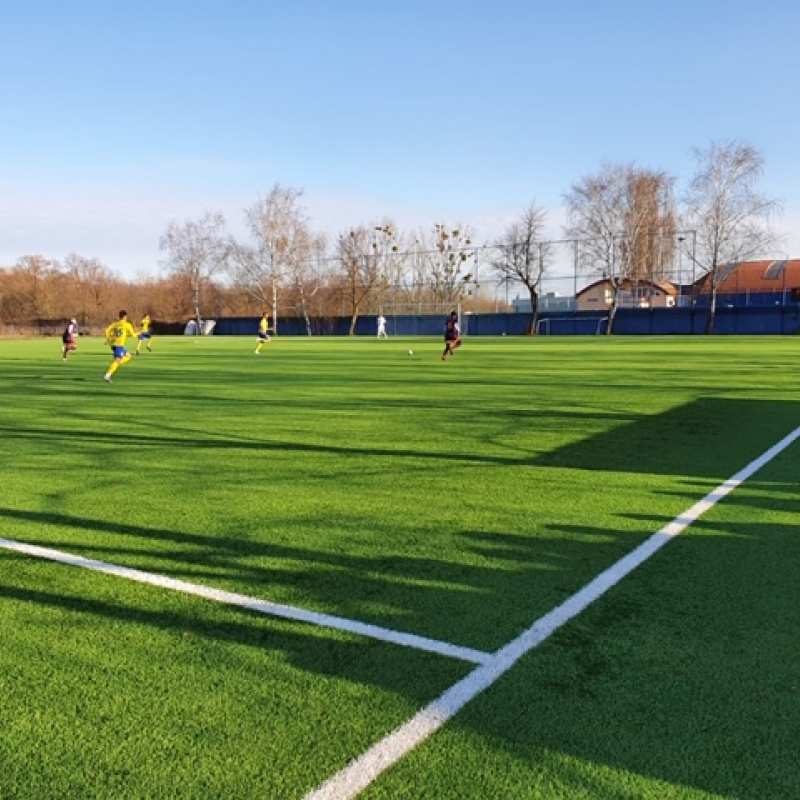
509;259;800;316
576;278;677;311
694;259;800;305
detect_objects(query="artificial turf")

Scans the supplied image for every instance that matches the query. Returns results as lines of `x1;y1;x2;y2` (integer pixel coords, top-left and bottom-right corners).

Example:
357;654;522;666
0;334;798;798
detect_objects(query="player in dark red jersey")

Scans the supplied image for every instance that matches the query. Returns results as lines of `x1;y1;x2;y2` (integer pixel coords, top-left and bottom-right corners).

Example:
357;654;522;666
442;310;461;361
61;319;78;360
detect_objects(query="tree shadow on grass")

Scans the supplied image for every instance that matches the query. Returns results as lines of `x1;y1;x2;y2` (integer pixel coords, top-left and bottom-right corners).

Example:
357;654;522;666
6;397;797;475
0;563;468;699
0;505;645;653
0;422;541;467
652;476;800;514
1;394;797;794
429;504;800;800
0;402;645;466
534;397;800;479
2;398;796;657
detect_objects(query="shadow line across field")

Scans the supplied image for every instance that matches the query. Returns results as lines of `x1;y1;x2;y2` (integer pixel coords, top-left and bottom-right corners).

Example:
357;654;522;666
1;393;798;797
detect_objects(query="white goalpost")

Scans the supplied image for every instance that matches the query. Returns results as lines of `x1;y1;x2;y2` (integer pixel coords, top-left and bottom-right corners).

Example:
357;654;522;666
381;301;463;335
536;316;608;335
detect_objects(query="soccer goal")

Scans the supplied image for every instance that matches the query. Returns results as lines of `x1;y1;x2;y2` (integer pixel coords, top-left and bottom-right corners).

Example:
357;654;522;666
384;301;462;318
184;319;217;336
536;316;609;335
380;302;463;337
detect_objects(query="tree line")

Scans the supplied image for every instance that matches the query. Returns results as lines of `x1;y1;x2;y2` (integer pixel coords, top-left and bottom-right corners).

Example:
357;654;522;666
1;139;781;336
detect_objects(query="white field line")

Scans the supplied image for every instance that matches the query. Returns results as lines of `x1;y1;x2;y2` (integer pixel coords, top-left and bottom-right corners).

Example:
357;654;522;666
306;424;800;800
0;538;491;666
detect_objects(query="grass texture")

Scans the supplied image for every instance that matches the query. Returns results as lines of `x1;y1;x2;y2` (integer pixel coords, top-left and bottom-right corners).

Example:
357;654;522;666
0;334;798;798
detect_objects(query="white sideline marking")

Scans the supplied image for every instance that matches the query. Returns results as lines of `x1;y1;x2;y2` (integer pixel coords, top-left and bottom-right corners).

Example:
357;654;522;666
306;424;800;799
0;539;491;666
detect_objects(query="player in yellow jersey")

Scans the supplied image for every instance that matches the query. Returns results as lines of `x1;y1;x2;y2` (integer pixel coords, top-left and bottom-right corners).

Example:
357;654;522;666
135;313;153;355
254;312;272;354
104;310;138;382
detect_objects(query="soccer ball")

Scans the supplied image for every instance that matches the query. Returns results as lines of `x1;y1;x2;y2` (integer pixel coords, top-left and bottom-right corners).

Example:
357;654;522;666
407;349;414;356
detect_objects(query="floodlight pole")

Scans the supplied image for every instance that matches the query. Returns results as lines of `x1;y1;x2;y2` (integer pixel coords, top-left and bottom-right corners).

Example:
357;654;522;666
473;255;479;316
572;240;579;311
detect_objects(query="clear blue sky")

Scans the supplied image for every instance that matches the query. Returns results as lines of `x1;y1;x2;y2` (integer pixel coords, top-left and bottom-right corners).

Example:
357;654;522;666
2;0;798;277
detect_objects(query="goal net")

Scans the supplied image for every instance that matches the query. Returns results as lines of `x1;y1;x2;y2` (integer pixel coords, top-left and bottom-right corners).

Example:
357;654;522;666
380;302;464;336
536;316;608;335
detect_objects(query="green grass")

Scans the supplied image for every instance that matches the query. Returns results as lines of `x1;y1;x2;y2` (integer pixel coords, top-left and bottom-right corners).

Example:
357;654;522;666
0;334;798;798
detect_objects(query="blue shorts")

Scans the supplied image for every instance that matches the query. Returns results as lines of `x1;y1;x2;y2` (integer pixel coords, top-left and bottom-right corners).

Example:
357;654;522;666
258;332;271;341
111;346;128;359
138;332;152;341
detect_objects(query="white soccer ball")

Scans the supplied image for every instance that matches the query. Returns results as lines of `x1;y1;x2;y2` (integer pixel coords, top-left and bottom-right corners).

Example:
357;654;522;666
407;349;414;356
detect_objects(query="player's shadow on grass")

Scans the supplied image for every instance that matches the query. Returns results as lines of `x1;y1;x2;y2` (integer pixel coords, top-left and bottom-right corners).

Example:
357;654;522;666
533;397;800;478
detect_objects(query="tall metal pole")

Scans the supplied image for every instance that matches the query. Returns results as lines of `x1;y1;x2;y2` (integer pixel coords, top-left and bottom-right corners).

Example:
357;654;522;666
473;251;479;316
272;280;278;335
573;239;579;311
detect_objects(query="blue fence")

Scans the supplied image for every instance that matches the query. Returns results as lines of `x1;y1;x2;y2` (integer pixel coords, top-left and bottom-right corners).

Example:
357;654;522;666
212;305;800;337
215;314;533;337
609;306;800;335
694;290;793;308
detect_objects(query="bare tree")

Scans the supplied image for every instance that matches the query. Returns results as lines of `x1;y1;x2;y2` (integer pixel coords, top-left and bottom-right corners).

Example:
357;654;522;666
338;226;377;336
62;253;115;324
159;212;228;330
564;163;676;333
337;221;400;335
491;203;551;333
416;223;474;306
285;231;327;336
682;140;781;333
229;185;323;333
372;223;411;315
13;255;59;321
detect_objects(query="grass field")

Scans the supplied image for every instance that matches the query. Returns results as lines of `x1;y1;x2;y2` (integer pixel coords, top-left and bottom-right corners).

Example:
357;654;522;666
0;333;798;799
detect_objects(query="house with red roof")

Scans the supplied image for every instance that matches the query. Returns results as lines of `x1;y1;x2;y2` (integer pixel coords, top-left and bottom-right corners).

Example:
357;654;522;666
694;259;800;305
